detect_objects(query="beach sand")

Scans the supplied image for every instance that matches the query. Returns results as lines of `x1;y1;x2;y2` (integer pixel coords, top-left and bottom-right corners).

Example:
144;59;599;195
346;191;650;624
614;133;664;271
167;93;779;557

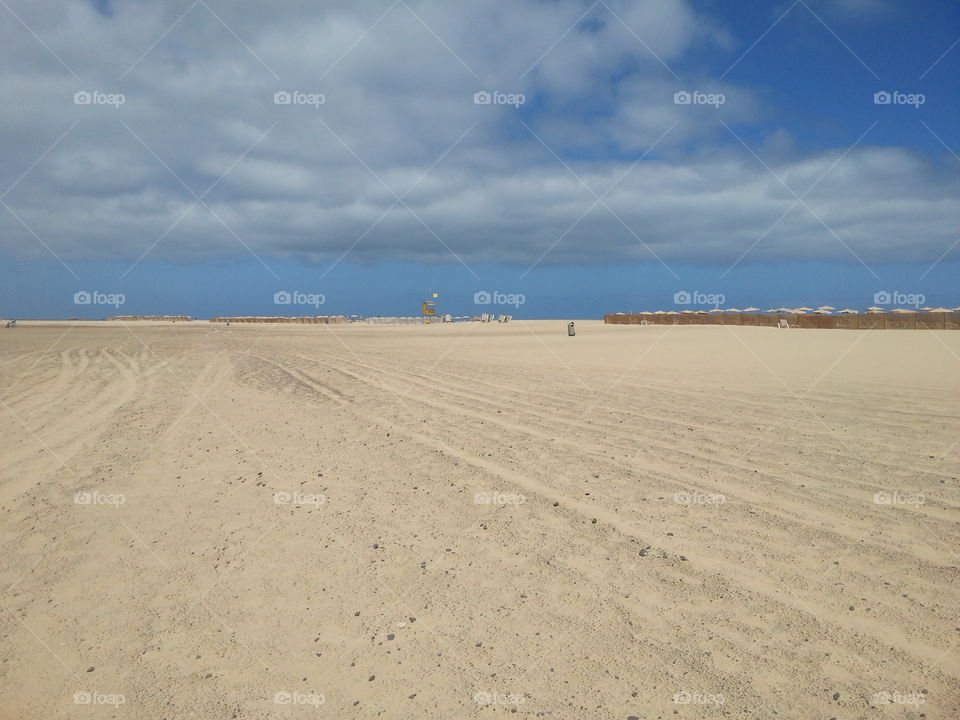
1;320;958;718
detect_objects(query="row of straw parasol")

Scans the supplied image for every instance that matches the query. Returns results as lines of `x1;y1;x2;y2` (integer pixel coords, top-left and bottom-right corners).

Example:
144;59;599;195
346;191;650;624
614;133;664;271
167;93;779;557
652;306;960;315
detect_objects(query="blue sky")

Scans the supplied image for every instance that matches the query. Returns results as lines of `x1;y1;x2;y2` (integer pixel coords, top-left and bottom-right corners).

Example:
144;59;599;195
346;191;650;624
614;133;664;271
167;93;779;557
1;0;957;318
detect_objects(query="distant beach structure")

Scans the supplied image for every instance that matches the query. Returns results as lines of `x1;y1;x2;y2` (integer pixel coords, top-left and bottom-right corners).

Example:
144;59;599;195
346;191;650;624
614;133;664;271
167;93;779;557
605;309;960;330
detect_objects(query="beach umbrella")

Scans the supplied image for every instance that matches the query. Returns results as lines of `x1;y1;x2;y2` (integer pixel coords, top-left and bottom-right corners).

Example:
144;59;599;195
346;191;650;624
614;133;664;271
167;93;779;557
837;309;858;314
954;307;960;311
724;308;741;312
743;307;760;312
708;308;724;313
866;306;883;311
817;305;835;310
813;309;832;314
890;308;914;313
794;306;813;312
696;310;708;314
919;307;933;311
928;307;952;312
682;310;697;314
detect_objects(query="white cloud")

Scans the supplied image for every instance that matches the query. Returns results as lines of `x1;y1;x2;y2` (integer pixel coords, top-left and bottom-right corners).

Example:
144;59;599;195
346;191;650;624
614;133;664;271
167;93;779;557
0;0;955;272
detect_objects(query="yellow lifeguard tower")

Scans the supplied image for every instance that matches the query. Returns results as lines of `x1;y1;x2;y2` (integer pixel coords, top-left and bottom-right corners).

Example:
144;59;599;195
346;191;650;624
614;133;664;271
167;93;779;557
422;292;438;321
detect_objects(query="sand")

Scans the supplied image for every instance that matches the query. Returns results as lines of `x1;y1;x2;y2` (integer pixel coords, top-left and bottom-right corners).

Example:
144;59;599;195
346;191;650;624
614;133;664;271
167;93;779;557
1;320;958;719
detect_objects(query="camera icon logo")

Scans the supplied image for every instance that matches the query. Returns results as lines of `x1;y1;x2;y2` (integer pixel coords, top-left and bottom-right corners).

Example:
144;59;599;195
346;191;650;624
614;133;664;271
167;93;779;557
273;290;292;305
674;91;691;105
473;290;492;304
274;91;291;105
673;290;691;305
873;491;891;504
874;91;892;105
673;691;692;704
74;692;92;704
873;290;891;304
473;91;492;105
74;290;92;305
74;91;92;105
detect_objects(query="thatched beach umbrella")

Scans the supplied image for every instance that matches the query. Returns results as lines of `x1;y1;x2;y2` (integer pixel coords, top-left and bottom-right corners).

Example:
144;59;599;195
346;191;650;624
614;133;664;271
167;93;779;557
928;307;952;312
817;305;835;310
866;306;883;312
724;308;741;312
813;309;832;314
890;308;914;313
708;308;724;313
682;310;697;314
794;306;813;312
743;307;760;312
837;309;858;314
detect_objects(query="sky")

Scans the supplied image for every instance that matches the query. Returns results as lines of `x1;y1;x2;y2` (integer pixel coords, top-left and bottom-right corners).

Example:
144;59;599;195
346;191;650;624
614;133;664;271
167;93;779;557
0;0;957;319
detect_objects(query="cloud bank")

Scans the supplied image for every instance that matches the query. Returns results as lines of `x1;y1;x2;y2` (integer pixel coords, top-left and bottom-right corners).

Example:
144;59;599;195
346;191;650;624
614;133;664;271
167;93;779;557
1;0;956;273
